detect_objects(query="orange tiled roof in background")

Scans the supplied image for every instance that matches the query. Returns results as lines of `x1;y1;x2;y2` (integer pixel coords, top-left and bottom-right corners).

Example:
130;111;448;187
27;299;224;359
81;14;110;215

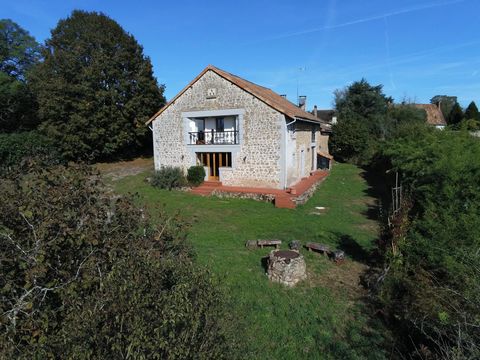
414;104;447;126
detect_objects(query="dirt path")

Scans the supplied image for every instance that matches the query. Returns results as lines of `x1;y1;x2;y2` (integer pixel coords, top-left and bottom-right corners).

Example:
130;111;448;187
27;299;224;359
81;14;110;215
96;157;154;181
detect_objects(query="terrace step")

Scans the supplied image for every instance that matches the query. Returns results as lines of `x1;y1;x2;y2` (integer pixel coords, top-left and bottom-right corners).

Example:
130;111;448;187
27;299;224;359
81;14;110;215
274;195;296;209
190;180;222;196
203;180;222;186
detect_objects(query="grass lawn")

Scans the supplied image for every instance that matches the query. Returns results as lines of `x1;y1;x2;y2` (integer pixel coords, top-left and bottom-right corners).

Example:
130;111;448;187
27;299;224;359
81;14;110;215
112;162;387;359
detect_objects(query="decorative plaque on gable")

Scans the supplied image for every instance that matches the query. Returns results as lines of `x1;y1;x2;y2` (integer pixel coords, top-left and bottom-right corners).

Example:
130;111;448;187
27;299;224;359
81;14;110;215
206;88;217;99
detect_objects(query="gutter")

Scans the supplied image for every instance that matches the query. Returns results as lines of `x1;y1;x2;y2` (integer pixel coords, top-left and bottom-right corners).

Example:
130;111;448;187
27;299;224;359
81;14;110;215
286;118;297;127
294;116;324;125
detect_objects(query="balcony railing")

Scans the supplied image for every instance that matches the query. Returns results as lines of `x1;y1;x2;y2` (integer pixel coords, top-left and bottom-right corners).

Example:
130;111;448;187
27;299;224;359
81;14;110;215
189;130;239;145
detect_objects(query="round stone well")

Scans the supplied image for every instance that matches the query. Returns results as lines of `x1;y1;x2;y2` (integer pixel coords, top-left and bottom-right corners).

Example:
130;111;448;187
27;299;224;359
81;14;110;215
267;250;307;287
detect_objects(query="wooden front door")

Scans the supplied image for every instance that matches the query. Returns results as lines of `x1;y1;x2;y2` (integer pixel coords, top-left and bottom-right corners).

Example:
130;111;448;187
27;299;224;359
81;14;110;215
196;152;232;180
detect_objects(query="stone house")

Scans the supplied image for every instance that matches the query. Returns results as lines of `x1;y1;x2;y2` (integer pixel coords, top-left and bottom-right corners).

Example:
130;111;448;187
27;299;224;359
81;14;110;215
146;65;331;189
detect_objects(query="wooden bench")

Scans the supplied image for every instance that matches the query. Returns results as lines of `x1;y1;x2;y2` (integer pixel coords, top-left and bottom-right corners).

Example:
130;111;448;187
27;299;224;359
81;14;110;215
257;240;281;249
305;242;331;256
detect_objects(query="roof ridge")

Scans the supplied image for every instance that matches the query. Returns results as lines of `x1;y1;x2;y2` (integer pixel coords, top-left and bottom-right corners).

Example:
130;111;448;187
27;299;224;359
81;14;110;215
146;65;321;125
212;66;272;91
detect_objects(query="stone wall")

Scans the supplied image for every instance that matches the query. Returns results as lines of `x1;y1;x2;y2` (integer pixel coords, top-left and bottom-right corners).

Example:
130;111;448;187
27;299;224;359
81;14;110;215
283;121;331;187
293;175;328;205
211;189;275;203
295;121;316;179
316;131;329;154
153;70;283;188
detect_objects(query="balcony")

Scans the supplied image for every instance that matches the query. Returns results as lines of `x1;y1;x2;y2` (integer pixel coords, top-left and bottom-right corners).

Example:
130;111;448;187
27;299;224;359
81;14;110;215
189;130;239;145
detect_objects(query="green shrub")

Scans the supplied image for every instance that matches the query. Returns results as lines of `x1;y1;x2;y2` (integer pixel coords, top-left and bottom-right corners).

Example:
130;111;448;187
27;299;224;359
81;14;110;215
187;165;206;186
151;166;187;190
375;129;480;357
0;163;235;358
0;131;63;174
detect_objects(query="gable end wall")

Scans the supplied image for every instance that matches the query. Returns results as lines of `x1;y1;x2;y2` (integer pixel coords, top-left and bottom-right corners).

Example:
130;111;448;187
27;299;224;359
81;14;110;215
153;70;283;188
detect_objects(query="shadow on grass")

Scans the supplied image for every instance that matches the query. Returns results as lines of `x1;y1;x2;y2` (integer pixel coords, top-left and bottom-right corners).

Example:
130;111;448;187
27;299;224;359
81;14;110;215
362;203;380;222
260;255;269;272
337;234;370;263
359;165;391;222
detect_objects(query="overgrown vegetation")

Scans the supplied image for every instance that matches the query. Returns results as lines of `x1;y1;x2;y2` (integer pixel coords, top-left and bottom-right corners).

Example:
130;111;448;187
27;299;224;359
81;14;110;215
187;165;206;186
373;128;480;358
0;163;233;358
331;79;480;358
151;166;187;190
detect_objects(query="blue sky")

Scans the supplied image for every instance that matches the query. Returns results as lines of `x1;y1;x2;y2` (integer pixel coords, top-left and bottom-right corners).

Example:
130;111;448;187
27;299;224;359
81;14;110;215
3;0;480;109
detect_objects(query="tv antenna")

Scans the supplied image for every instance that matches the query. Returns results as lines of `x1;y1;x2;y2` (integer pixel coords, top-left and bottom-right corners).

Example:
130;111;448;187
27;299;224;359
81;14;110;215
296;66;306;103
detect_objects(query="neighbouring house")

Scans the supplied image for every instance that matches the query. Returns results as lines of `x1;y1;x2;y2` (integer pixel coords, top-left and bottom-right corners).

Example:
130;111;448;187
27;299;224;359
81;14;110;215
414;103;447;129
146;65;331;189
311;106;337;126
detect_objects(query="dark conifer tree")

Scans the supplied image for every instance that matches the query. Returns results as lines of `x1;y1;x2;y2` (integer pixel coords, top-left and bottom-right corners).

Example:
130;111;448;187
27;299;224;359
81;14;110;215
464;101;479;120
448;102;464;125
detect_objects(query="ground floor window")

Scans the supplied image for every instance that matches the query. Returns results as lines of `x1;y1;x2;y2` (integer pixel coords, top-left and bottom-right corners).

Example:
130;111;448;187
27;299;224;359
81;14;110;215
196;152;232;179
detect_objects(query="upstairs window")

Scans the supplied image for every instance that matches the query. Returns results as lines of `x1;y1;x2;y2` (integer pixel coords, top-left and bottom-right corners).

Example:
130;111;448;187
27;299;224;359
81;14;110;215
216;117;224;132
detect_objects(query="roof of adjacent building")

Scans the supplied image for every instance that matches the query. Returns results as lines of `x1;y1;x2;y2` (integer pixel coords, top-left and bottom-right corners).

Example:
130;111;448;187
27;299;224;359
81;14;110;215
146;65;322;125
311;109;336;123
414;104;447;126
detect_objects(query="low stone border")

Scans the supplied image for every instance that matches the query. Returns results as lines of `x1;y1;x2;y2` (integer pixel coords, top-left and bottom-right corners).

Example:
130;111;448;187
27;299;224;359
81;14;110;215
212;190;275;203
292;176;328;205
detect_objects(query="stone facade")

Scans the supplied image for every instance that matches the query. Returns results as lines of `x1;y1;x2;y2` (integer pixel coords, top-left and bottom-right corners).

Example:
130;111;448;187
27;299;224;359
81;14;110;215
153;70;283;188
284;122;330;186
294;121;315;179
151;68;330;190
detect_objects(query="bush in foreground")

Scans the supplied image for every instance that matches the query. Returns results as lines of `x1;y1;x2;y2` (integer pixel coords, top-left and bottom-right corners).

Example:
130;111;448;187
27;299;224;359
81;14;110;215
187;165;206;186
0;163;234;358
151;166;187;190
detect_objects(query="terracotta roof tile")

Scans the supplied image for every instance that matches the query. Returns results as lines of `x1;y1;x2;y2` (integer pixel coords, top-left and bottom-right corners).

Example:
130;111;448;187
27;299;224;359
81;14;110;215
414;104;447;126
146;65;321;125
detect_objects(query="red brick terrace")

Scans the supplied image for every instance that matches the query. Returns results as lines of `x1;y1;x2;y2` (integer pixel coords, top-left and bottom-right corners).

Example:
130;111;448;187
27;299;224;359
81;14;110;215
191;170;329;209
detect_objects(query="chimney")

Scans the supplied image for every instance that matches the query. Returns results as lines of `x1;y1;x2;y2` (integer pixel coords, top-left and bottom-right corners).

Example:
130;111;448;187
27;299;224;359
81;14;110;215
313;105;318;117
298;95;307;110
280;94;287;99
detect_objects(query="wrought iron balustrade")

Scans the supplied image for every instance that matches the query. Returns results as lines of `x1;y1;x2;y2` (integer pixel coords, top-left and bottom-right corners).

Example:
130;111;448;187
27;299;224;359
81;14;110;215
188;130;239;145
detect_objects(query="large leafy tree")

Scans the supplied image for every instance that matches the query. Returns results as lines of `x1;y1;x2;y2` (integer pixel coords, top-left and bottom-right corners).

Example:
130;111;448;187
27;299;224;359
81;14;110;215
0;19;40;132
430;95;457;120
0;19;40;79
29;10;165;161
330;79;391;163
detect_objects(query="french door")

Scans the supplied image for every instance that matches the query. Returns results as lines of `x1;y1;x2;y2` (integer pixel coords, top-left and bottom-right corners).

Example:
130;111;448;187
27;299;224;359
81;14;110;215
196;152;232;180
